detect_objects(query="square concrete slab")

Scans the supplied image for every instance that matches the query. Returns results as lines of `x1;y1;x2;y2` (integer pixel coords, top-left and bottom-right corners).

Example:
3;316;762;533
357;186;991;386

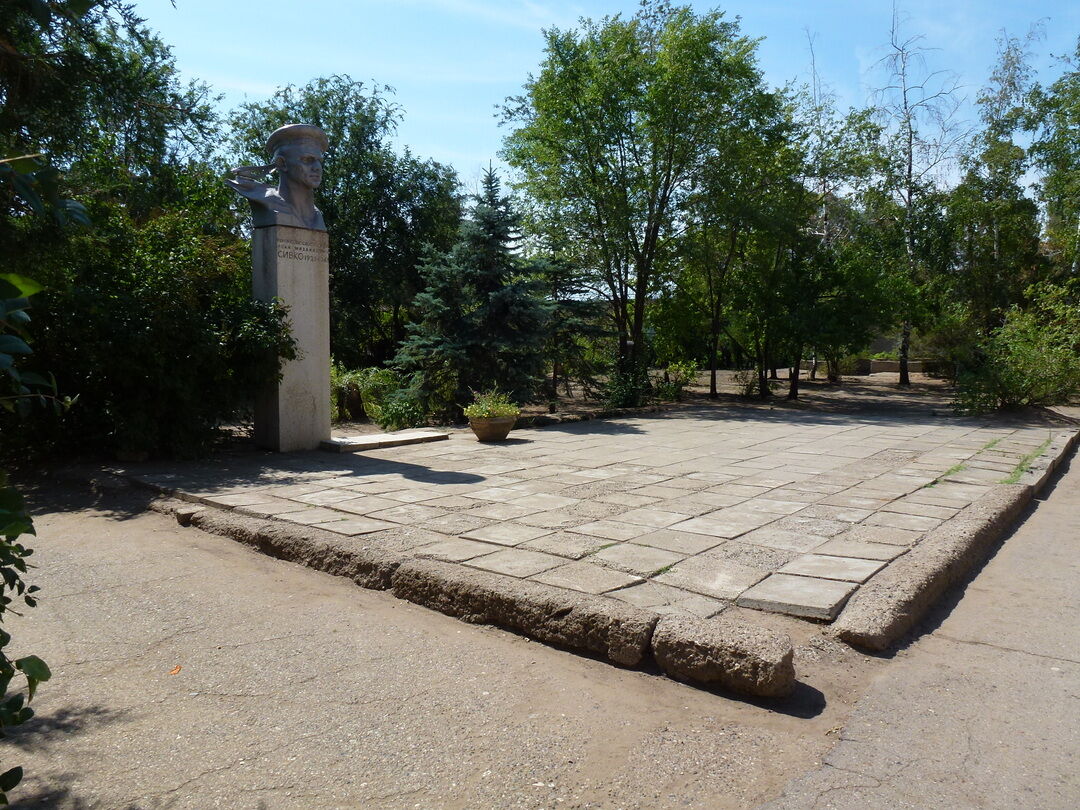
632;529;725;555
279;507;351;525
508;493;581;511
234;498;312;517
521;531;613;560
595;492;662;508
881;500;959;520
201;491;282;508
293;488;371;506
382;489;443;504
653;556;766;600
772;515;849;537
735;527;826;553
415;538;498;562
668;511;773;539
531;561;642;594
330;495;401;515
795;504;874;523
365;504;450;525
573;520;652;542
778;554;885;583
467;548;565;578
842;524;924;546
609;581;728;618
515;511;585;530
614;508;692;528
863;511;942;532
460;522;553;546
740;498;808;515
590;543;686;577
311;517;397;536
736;574;857;620
811;537;906;561
419;513;495;535
467;502;543;521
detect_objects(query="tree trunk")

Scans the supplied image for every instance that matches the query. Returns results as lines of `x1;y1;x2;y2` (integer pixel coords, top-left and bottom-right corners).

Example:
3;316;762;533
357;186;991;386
826;353;840;384
756;341;770;399
898;320;912;387
709;342;719;399
787;350;801;399
809;354;818;380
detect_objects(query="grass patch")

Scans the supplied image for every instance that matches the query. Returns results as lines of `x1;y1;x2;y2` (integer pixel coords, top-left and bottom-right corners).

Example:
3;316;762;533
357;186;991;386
1000;438;1052;484
651;563;677;576
583;542;619;556
982;437;1002;451
923;462;967;488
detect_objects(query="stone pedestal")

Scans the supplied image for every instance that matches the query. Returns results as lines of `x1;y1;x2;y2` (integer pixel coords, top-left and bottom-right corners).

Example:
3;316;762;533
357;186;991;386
252;225;330;451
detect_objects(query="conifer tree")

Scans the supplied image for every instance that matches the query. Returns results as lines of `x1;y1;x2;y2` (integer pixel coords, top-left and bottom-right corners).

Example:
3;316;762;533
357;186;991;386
395;168;549;415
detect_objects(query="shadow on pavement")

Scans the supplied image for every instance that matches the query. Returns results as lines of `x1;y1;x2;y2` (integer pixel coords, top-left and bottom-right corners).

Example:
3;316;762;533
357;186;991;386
6;703;131;753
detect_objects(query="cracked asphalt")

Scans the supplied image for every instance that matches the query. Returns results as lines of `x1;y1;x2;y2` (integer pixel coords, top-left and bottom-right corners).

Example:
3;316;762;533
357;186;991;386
4;445;1078;809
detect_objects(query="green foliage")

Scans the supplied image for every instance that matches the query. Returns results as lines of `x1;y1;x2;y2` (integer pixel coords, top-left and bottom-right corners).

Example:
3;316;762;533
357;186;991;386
395;168;550;417
0;474;53;804
502;0;769;394
5;191;296;459
341;367;426;431
463;390;521;419
229;76;462;367
377;396;426;432
604;355;650;409
1028;38;1080;276
534;252;608;400
330;363;367;422
652;361;698;401
954;284;1080;413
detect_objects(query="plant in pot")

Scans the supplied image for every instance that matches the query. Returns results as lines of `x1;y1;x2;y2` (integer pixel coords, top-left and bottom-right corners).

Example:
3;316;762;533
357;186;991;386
463;390;520;442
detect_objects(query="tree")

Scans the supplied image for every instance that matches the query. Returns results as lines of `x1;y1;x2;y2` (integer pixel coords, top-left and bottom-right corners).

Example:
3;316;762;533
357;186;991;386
871;6;968;386
228;77;462;367
502;1;769;389
944;31;1043;334
1029;37;1080;277
534;250;607;400
395;169;550;415
2;7;294;459
678;82;789;396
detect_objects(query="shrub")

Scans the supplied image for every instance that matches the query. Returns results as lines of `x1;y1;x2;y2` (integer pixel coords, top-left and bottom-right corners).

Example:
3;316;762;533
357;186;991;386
347;367;428;430
652;360;698;401
604;353;650;409
378;392;427;431
463;390;521;419
2;206;295;460
330;364;368;422
954;294;1080;413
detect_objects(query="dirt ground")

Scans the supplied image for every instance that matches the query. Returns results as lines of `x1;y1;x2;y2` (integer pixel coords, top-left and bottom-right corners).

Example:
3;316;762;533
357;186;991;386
332;371;963;439
7;484;880;810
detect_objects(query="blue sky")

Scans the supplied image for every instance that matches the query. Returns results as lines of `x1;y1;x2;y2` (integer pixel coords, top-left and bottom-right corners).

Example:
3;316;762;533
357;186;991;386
132;1;1078;186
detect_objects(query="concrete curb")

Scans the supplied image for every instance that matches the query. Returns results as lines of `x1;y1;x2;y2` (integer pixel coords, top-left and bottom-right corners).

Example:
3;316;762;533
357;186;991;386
832;429;1079;651
391;558;657;667
148;498;403;591
145;495;795;698
651;615;795;698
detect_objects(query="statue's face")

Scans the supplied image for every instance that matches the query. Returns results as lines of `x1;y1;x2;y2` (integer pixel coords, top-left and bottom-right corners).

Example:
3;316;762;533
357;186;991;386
278;141;324;190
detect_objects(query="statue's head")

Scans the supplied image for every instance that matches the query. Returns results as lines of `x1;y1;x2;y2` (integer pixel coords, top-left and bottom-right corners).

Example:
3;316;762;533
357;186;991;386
267;124;329;191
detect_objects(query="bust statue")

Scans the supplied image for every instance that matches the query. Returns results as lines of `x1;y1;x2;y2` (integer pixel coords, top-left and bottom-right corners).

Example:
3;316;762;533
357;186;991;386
226;123;329;231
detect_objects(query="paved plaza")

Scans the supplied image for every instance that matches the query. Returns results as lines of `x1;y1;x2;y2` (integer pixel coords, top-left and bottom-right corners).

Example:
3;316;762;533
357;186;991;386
131;399;1068;625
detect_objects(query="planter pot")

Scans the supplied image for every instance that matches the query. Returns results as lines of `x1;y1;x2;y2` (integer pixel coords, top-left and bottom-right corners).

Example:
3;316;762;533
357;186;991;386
468;415;517;442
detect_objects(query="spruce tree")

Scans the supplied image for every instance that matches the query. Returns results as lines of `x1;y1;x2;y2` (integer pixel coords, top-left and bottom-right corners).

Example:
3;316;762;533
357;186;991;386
395;168;549;416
